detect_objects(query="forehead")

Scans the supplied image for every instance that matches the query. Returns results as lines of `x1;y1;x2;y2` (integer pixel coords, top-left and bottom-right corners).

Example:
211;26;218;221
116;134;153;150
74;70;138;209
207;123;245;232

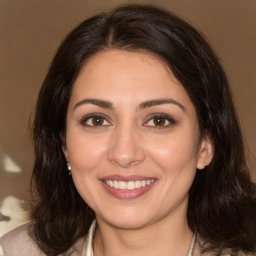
77;49;178;84
69;49;194;111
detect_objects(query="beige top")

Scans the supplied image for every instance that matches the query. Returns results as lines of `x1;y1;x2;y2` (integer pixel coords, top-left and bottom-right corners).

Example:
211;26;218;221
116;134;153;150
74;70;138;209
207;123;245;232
0;222;251;256
0;223;85;256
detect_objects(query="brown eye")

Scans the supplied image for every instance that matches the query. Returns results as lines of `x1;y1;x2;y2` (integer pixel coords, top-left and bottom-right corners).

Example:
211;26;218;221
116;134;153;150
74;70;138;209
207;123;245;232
91;116;104;126
144;114;176;128
82;114;111;127
153;117;167;126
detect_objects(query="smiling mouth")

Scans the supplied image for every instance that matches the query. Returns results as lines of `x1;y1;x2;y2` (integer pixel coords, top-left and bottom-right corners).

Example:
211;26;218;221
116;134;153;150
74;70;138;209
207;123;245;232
103;179;155;190
100;175;157;199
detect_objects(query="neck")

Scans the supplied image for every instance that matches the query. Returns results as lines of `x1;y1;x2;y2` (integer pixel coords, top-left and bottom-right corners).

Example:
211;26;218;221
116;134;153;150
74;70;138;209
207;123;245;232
93;214;193;256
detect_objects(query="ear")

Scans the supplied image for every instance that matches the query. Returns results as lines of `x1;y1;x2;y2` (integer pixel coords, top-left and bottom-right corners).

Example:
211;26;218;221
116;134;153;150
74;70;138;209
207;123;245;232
197;134;214;170
60;133;69;161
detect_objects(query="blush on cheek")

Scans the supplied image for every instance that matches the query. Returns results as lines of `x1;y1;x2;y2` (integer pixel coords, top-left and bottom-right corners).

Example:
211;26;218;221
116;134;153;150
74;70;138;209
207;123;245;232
68;144;107;172
151;140;198;173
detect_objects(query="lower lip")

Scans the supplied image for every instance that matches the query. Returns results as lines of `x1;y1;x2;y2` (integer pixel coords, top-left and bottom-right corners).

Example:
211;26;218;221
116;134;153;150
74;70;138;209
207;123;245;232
100;180;156;199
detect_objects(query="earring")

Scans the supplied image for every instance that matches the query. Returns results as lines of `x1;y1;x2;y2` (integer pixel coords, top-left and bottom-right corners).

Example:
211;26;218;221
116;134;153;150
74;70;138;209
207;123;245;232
203;162;207;168
67;162;71;175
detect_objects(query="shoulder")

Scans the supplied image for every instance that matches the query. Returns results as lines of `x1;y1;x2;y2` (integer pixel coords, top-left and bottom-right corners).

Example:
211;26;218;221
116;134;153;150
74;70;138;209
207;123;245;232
0;223;45;256
0;223;86;256
195;235;255;256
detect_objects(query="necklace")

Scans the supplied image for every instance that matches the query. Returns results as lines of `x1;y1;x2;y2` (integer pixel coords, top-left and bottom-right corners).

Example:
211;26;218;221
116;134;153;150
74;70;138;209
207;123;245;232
84;220;196;256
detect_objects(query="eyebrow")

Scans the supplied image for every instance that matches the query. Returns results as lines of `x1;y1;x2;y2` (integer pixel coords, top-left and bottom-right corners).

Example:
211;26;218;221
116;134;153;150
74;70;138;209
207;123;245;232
73;99;114;111
138;99;185;112
73;98;185;112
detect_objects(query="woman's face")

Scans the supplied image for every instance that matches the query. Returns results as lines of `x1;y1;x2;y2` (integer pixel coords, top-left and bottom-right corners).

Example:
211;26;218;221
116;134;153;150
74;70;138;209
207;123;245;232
63;50;213;229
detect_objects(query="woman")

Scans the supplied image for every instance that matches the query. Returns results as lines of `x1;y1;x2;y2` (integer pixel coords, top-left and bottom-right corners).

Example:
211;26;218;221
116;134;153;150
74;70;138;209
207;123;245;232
1;4;255;256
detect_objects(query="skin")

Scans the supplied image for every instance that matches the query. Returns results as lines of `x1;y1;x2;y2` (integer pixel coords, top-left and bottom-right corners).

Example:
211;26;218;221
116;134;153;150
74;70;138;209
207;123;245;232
63;50;213;256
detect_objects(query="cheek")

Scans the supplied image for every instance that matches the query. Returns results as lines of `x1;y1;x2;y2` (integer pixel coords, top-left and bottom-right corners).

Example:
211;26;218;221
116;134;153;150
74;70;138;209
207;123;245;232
66;131;108;172
65;132;108;207
147;131;200;173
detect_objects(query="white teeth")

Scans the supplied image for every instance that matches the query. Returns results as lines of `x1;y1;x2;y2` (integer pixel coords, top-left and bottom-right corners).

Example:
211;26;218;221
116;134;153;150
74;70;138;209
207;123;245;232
104;179;155;190
135;180;141;188
113;180;118;189
127;181;135;190
119;181;127;189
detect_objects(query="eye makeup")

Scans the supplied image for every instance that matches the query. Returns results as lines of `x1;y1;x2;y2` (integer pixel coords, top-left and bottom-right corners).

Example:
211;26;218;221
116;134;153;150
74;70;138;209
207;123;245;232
143;113;177;129
80;113;112;128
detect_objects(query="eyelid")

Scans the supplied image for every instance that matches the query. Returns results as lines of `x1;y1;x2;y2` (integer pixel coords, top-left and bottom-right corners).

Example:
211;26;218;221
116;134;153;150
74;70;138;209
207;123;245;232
80;113;112;127
143;113;176;128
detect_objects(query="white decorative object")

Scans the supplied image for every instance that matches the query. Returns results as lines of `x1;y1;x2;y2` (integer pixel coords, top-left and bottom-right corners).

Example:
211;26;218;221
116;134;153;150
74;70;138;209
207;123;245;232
0;196;29;238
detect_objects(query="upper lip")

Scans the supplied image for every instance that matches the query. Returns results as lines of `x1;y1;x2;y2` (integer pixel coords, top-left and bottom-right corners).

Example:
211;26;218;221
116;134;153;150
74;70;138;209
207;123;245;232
99;175;157;182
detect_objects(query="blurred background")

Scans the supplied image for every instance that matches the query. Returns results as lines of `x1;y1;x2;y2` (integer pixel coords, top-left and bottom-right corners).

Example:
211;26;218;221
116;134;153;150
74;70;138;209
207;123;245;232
0;0;255;237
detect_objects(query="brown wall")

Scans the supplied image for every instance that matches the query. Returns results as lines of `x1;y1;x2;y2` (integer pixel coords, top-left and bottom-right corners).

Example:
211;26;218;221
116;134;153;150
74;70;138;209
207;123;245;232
0;0;255;209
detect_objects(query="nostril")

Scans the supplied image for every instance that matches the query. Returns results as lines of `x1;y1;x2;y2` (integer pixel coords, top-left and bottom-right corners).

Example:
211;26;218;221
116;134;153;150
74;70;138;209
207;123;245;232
107;131;146;167
107;151;146;168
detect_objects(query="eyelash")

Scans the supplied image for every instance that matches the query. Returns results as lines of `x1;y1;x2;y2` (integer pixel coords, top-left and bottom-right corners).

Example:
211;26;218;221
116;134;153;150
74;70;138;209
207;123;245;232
143;113;176;128
80;113;176;129
80;113;112;128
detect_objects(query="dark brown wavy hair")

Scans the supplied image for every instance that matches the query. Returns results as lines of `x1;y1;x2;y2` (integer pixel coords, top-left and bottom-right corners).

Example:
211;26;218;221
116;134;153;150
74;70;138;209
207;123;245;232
30;4;256;255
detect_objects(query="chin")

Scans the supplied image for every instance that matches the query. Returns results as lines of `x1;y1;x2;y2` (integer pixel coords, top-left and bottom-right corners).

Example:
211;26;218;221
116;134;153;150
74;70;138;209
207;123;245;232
111;219;150;230
97;208;157;230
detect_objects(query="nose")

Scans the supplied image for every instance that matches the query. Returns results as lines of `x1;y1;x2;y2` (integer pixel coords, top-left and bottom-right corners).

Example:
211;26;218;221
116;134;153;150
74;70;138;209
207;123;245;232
107;126;146;168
